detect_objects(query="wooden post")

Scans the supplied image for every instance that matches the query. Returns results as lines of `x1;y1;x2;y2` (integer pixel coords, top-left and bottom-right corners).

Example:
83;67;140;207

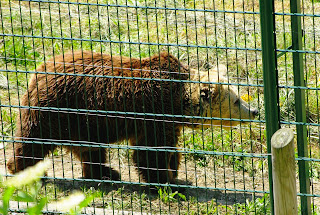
271;128;298;215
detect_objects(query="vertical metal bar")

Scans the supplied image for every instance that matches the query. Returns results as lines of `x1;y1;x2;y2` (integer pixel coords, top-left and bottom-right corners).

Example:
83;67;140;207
290;0;311;213
259;0;280;214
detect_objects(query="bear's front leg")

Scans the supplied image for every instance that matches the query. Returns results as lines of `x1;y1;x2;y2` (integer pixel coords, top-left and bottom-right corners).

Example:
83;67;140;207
131;123;183;190
73;148;120;181
169;151;181;179
133;149;175;184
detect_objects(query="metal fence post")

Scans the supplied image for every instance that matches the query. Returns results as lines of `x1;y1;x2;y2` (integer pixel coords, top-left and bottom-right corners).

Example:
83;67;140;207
259;0;280;214
290;0;311;213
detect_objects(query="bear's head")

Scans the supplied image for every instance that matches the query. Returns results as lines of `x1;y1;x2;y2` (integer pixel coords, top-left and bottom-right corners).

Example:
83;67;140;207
186;65;258;128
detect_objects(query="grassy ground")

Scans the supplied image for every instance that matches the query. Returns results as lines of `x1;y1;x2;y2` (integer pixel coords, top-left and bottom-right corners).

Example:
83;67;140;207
0;0;320;214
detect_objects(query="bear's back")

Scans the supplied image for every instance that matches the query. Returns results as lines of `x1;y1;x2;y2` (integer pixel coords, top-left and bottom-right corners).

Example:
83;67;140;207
26;51;189;117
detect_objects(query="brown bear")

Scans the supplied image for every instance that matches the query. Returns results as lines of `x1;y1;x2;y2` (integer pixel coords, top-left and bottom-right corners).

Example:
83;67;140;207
7;51;258;185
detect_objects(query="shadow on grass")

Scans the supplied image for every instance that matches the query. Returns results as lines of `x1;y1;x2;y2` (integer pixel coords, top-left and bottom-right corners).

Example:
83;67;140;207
44;178;263;205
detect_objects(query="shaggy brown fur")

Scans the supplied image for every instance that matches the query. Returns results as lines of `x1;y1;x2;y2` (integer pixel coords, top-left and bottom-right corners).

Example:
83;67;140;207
7;51;258;185
7;51;191;184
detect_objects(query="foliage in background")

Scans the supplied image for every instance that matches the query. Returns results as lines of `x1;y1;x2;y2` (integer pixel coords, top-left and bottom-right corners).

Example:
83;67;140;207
0;161;93;215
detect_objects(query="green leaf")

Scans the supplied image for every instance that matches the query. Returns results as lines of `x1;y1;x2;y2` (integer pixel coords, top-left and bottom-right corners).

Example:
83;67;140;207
14;191;35;202
177;192;187;201
27;197;47;215
78;194;95;209
0;186;15;215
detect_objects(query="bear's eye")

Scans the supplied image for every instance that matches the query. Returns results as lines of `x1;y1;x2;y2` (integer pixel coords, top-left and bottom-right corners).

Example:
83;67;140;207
200;90;210;100
234;98;240;105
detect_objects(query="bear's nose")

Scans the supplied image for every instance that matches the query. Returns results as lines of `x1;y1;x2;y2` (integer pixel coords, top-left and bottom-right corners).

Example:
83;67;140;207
251;108;259;116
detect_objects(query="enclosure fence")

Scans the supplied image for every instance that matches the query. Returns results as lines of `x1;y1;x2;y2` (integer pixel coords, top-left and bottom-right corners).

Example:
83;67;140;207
0;0;319;214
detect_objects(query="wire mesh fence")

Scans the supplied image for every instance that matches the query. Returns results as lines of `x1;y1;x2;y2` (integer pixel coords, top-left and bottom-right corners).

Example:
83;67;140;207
0;0;318;214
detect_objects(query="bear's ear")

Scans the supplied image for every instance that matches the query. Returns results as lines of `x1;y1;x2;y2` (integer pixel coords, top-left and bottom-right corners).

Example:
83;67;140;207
211;64;227;77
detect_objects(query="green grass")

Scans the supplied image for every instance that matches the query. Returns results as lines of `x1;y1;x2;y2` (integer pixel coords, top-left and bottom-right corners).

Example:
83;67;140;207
231;194;271;214
157;187;186;204
0;107;17;137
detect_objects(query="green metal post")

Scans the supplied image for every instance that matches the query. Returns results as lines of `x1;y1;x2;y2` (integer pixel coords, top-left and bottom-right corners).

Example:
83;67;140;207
290;0;311;213
259;0;280;214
